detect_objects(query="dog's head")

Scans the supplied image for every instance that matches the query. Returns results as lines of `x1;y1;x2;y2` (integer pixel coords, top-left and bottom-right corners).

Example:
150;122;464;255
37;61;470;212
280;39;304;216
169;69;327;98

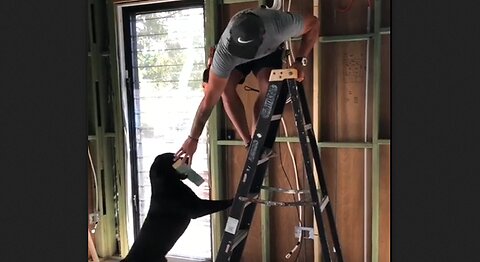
150;153;188;181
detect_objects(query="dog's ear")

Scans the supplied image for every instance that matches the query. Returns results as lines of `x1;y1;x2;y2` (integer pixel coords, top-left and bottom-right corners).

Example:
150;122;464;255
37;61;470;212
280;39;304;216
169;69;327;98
151;153;175;175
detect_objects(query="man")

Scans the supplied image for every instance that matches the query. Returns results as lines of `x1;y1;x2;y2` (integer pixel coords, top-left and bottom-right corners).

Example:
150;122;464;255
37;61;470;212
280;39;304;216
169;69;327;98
176;7;320;164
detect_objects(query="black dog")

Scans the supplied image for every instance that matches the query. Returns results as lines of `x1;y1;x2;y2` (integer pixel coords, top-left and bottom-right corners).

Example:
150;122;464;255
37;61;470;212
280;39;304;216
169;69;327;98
121;153;233;262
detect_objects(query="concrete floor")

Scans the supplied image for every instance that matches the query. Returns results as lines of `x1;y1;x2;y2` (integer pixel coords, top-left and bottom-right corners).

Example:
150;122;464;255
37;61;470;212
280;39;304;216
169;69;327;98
89;257;121;262
91;256;210;262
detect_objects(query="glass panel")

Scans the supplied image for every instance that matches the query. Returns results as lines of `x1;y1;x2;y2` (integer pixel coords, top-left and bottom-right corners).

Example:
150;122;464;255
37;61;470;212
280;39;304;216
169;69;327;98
132;7;211;260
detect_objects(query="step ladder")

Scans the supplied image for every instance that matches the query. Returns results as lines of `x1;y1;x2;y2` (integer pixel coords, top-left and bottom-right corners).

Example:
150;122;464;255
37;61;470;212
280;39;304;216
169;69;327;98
215;68;343;262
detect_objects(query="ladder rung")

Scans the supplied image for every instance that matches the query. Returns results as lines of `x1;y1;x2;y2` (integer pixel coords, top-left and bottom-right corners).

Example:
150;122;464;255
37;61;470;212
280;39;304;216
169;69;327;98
257;150;276;165
320;195;329;212
238;196;316;207
243;193;258;208
257;157;269;165
244;200;254;208
271;114;282;121
231;230;249;251
247;192;260;198
261;185;311;195
238;195;258;203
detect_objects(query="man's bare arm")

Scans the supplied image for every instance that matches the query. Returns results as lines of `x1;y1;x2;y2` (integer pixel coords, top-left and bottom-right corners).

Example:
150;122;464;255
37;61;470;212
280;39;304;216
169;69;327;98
176;71;228;162
296;14;320;58
189;72;228;139
290;14;320;81
189;97;214;139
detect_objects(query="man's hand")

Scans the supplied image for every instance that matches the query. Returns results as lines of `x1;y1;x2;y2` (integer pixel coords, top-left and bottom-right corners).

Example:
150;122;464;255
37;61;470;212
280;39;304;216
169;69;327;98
290;61;305;82
175;136;198;166
290;13;319;82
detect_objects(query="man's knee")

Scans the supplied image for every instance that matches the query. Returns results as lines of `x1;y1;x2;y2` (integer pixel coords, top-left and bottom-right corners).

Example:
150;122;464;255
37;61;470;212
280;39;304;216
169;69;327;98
255;68;273;91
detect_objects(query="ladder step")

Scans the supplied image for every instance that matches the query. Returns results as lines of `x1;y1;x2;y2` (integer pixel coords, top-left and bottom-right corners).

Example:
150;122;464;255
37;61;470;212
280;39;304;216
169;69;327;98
271;114;282;121
239;196;316;207
231;229;249;251
257;149;276;165
320;195;329;212
260;185;311;195
242;193;259;208
244;200;253;208
247;192;260;199
257;157;269;165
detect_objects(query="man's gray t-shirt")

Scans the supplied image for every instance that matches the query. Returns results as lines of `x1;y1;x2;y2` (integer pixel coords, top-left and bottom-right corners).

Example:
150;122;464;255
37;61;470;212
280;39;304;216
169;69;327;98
211;8;304;78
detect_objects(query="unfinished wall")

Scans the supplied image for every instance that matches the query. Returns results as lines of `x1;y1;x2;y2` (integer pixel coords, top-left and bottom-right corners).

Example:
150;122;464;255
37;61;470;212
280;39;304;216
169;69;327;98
88;0;127;257
98;0;390;261
219;0;390;262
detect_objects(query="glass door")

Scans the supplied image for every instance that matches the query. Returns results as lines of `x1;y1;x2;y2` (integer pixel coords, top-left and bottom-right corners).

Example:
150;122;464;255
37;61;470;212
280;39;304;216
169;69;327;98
122;2;212;260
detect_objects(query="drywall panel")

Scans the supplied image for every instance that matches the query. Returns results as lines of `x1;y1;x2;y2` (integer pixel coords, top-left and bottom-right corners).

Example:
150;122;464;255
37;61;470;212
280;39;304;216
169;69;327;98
221;1;258;26
379;145;390;262
322;0;370;35
322;148;371;262
320;41;370;142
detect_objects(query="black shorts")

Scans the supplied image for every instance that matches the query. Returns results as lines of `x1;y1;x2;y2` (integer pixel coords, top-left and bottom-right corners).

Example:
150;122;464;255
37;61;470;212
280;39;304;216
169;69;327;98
234;45;284;84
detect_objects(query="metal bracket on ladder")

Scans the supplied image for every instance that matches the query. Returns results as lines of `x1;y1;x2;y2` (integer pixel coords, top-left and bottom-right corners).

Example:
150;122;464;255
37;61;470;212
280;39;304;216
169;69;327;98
215;69;343;262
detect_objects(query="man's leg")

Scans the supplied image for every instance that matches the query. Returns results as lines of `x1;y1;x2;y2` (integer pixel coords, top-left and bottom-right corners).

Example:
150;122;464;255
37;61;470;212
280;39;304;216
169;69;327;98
221;69;252;146
250;46;284;135
251;67;273;135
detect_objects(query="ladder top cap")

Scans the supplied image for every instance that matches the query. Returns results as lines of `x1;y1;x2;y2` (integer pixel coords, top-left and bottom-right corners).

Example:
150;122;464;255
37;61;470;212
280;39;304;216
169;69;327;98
269;68;298;81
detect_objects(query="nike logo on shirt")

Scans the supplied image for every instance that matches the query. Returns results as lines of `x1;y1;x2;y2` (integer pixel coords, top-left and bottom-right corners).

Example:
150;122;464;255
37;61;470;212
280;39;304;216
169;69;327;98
237;37;254;44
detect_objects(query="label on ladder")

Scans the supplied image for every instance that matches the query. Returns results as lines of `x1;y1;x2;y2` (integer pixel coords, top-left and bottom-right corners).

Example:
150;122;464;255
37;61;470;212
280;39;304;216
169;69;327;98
260;84;278;118
248;140;259;162
225;217;239;235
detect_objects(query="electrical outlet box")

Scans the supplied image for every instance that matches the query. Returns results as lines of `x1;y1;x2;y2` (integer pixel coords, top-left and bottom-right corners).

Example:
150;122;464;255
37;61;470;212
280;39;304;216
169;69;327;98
88;212;100;225
295;226;314;239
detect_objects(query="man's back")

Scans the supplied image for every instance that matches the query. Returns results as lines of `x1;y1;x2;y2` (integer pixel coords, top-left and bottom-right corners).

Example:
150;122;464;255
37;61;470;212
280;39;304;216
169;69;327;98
211;7;305;78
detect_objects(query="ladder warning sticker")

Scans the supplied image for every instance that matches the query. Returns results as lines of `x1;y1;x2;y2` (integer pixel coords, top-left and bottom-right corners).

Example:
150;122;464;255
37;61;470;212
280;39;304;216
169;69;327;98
248;140;259;161
260;84;278;118
225;217;239;235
